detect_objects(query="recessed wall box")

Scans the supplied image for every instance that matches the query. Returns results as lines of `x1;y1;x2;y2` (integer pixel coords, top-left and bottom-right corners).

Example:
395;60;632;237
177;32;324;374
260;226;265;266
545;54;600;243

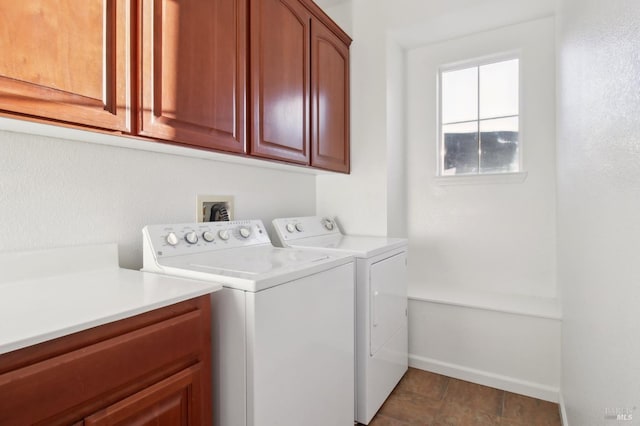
197;195;234;222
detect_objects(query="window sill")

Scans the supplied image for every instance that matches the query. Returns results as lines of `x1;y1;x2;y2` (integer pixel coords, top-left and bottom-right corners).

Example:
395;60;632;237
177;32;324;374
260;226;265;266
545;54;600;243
434;171;528;186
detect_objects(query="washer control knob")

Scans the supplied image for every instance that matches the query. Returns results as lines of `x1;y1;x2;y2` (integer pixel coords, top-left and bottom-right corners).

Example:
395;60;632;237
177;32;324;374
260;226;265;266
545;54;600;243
218;229;230;241
202;231;215;242
286;223;296;233
322;219;334;230
185;231;198;244
166;232;179;246
239;226;251;238
295;223;304;232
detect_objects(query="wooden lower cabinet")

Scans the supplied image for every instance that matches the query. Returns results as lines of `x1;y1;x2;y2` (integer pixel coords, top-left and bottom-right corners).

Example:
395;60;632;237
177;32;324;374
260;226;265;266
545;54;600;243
85;365;204;425
0;296;212;426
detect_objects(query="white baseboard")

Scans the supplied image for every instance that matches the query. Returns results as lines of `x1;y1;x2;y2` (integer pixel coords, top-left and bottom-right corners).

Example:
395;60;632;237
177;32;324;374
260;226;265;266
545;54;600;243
409;354;560;403
558;391;569;426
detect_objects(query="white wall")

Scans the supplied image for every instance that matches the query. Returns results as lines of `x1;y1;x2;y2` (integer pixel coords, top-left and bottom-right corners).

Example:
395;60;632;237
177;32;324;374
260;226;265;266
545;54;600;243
409;300;561;401
321;0;352;35
0;129;316;269
406;17;557;298
386;38;407;238
317;0;561;400
317;0;389;236
317;0;557;237
404;19;560;399
557;0;640;423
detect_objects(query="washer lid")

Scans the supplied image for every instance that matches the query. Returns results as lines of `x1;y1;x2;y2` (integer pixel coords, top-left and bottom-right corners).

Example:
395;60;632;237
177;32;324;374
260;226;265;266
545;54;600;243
155;245;352;292
284;234;408;258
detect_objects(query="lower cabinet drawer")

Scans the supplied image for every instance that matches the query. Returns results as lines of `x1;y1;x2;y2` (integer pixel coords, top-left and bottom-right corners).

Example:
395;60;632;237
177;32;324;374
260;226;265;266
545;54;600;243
85;364;205;426
0;308;205;425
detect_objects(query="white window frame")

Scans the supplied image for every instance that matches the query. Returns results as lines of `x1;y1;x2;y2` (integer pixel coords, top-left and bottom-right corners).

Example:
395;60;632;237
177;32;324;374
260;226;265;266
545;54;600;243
435;51;527;184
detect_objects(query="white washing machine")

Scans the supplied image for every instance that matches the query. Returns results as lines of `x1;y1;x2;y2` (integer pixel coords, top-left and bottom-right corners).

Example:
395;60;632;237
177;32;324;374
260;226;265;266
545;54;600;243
272;216;408;425
142;220;355;426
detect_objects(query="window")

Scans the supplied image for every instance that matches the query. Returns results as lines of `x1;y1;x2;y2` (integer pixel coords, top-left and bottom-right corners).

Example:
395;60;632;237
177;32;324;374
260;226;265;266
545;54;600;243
439;57;520;176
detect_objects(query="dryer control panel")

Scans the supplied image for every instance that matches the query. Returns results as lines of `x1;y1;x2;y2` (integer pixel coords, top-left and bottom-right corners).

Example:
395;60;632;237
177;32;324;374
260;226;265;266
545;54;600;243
272;216;341;243
143;220;271;258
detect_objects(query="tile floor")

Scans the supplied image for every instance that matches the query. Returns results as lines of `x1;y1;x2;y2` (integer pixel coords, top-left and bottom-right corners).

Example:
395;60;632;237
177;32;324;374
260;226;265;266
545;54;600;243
362;368;561;426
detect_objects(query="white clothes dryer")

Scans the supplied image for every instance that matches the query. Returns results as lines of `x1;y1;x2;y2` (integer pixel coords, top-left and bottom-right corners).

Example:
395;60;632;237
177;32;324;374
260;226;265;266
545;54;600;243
142;220;355;426
272;216;408;425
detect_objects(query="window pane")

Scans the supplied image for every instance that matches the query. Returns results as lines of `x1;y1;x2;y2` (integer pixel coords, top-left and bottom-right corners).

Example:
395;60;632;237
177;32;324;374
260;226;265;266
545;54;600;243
479;117;519;173
441;67;478;124
479;59;519;119
442;121;479;175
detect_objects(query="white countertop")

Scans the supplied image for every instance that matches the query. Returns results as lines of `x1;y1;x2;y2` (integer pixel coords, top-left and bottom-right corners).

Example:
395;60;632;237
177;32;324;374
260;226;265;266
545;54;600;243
0;244;222;355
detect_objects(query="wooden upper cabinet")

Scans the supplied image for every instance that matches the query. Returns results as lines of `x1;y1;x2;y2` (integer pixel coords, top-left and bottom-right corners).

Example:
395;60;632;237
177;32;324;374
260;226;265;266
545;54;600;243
311;19;350;173
250;0;311;164
0;0;350;172
139;0;247;153
0;0;129;131
251;0;351;172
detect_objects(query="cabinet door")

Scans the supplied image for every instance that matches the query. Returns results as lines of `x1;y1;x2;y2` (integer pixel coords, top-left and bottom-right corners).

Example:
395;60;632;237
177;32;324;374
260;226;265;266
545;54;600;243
139;0;247;153
311;20;350;173
250;0;311;164
0;301;211;426
0;0;129;131
85;364;206;426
